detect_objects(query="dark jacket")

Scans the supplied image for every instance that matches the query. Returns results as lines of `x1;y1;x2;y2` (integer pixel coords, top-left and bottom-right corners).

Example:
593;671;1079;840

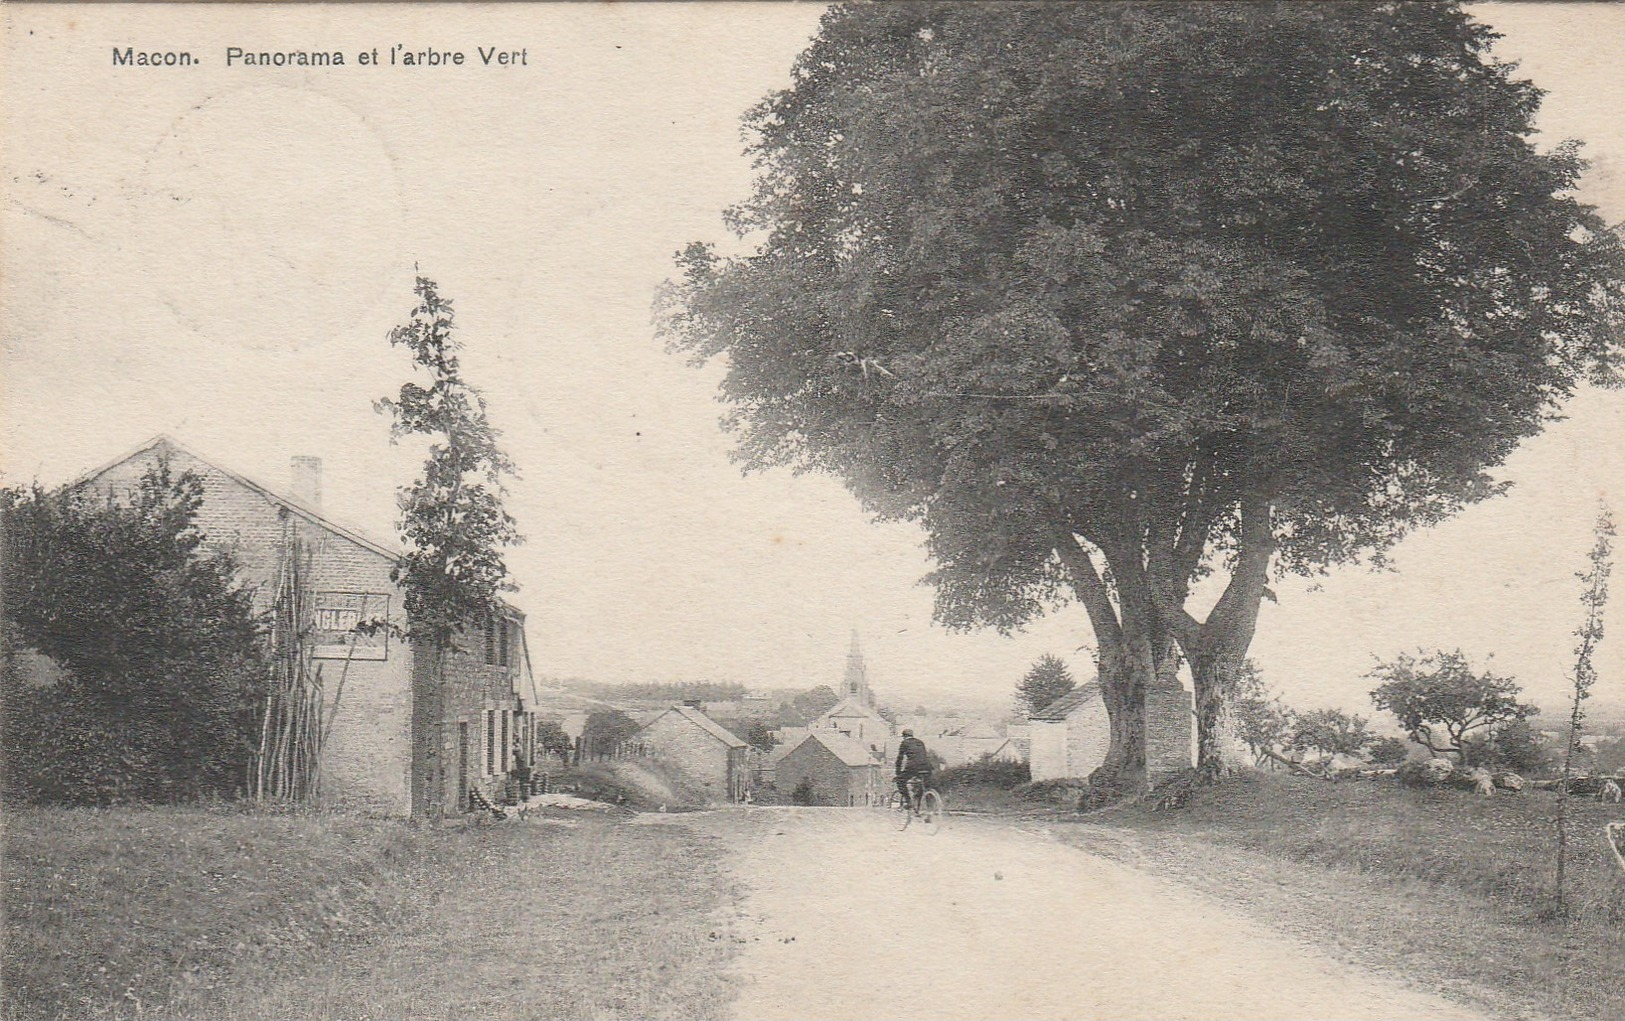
895;736;931;774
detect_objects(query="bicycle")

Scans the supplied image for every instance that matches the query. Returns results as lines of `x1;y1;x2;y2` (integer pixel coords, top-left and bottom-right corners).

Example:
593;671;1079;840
889;773;946;835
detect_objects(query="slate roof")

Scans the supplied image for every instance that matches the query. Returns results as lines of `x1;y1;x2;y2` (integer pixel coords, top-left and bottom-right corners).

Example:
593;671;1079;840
644;704;747;748
1029;681;1103;722
786;729;881;767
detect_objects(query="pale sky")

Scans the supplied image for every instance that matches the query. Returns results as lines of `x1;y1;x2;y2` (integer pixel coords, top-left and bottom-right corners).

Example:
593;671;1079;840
4;3;1623;721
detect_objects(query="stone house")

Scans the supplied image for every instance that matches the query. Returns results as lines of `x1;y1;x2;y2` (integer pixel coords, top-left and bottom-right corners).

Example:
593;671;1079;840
636;704;749;803
69;435;535;818
933;719;1007;767
775;730;883;806
1028;681;1193;781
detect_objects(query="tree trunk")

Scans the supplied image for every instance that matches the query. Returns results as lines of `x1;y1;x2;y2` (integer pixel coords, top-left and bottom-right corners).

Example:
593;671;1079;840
1053;527;1153;794
1093;637;1147;794
1190;649;1242;781
1153;494;1275;781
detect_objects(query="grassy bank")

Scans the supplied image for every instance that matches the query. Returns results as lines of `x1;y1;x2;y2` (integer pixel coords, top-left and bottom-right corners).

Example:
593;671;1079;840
3;804;735;1020
3;804;447;1020
1052;771;1624;1019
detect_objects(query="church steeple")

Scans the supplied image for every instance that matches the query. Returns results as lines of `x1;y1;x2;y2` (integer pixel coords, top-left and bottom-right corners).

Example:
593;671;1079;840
843;629;873;706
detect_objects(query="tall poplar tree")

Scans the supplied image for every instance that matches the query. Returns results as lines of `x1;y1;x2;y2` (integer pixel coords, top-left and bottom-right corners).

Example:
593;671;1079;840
377;276;522;653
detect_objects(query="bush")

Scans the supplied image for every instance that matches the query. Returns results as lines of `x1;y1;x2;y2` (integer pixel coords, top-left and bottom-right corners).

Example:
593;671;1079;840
1;468;266;806
1015;778;1090;806
791;777;816;806
1394;759;1439;788
1368;736;1411;766
934;756;1030;791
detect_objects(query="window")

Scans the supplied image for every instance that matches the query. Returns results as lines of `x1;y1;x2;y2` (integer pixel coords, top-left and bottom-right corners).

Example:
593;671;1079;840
500;710;510;773
498;618;510;668
313;593;389;660
483;613;497;665
485;710;496;775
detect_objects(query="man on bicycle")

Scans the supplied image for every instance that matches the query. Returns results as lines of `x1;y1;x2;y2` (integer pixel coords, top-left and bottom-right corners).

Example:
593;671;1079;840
894;728;932;812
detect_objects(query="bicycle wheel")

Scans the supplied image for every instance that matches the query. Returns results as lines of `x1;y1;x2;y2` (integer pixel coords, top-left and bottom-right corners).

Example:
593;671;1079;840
890;791;911;830
918;789;945;835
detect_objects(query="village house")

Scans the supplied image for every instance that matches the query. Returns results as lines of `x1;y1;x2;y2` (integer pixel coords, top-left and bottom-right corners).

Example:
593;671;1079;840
636;703;749;803
775;730;884;806
69;435;536;819
1028;680;1194;781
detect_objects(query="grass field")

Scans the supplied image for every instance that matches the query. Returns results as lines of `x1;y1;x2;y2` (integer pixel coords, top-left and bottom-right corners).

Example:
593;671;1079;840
2;804;736;1020
1051;771;1625;1019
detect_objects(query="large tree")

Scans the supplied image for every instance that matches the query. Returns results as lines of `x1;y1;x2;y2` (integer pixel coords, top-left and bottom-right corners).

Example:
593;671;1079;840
660;3;1625;788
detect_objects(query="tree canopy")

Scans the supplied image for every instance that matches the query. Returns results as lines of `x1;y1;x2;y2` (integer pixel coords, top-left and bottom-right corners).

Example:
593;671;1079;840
661;3;1625;787
377;276;522;652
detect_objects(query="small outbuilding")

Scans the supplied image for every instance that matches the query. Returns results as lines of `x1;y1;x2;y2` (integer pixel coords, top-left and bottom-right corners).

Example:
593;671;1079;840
775;730;884;807
636;704;749;803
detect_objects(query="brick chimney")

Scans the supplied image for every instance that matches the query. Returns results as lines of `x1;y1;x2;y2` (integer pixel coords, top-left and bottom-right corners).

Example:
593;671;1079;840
290;456;322;511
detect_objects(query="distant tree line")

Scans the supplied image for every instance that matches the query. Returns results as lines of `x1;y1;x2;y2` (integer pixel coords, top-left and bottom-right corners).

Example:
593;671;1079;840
568;680;751;703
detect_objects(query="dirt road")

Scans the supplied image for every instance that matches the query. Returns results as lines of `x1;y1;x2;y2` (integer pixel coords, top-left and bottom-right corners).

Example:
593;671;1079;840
693;807;1481;1021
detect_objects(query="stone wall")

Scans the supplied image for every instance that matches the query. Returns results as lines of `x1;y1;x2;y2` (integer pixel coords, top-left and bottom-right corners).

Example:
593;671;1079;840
1145;683;1196;776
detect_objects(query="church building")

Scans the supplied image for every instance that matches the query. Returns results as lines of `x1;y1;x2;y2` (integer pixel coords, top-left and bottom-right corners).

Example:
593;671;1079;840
811;631;894;761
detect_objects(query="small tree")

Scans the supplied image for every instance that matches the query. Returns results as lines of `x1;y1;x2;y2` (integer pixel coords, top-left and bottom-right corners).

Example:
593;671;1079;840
376;276;522;653
1556;505;1614;914
1288;708;1373;762
742;720;778;754
1368;650;1538;761
535;718;573;764
1230;661;1294;767
1015;654;1077;717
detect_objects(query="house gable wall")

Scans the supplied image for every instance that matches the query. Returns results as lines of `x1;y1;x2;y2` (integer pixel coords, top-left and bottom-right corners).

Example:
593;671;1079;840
1064;696;1112;779
776;740;878;806
422;624;528;818
84;445;417;814
1028;720;1069;781
640;712;734;802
